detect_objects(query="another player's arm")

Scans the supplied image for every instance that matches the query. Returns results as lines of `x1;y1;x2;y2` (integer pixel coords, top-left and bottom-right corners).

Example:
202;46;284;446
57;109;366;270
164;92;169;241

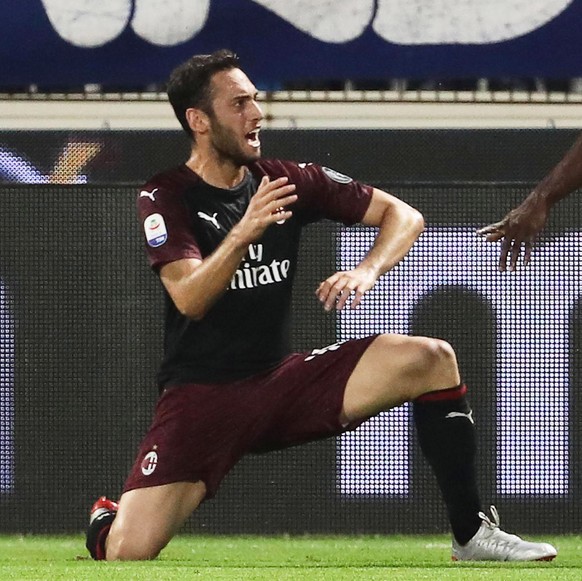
316;187;424;311
478;132;582;271
160;176;296;320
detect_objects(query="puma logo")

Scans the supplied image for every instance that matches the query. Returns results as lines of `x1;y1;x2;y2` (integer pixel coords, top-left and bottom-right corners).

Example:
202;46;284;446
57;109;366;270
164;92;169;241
139;188;158;202
445;410;474;424
197;211;221;230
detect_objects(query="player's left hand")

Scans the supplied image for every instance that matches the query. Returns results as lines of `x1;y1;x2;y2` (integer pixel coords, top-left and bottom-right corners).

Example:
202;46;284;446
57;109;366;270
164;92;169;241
316;267;377;311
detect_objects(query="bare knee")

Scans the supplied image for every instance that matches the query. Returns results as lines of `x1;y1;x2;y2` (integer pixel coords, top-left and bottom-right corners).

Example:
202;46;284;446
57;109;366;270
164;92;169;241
103;481;206;561
106;528;166;561
342;334;462;421
409;336;460;391
418;337;457;371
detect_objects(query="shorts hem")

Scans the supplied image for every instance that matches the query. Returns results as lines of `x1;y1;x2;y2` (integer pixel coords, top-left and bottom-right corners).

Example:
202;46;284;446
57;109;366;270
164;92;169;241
122;476;213;501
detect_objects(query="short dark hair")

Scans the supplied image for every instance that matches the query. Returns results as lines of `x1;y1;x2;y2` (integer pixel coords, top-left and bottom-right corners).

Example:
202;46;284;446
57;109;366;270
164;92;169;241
166;49;241;138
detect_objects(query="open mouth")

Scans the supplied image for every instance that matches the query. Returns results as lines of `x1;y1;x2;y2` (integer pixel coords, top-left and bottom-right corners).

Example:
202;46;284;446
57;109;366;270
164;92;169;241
246;128;261;148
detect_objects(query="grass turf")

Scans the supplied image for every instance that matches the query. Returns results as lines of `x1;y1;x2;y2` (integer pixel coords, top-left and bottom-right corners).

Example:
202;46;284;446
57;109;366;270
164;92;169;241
0;534;580;580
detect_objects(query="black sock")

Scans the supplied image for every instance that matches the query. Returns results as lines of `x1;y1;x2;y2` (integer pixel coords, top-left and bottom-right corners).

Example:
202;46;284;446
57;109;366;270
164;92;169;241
86;510;116;560
413;384;482;545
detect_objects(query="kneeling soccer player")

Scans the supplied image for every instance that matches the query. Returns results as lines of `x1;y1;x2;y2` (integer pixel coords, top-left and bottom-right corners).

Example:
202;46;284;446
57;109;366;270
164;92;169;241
86;49;557;563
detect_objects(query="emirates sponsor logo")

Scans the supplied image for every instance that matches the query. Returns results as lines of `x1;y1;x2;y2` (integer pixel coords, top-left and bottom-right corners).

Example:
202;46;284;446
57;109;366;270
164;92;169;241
230;244;290;290
230;259;290;290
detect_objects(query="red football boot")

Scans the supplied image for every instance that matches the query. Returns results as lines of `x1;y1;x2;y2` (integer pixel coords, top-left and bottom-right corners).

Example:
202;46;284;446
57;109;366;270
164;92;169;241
86;496;119;560
89;496;119;525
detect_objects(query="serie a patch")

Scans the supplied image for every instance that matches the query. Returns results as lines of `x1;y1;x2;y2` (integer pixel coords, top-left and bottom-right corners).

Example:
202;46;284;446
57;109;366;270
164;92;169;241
144;213;168;247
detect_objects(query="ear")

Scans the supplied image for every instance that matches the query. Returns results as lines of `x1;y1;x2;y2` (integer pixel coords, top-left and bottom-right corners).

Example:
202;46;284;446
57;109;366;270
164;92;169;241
185;107;210;136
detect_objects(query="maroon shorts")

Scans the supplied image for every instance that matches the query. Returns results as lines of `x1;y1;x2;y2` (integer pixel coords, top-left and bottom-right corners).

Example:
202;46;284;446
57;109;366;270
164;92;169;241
122;335;377;500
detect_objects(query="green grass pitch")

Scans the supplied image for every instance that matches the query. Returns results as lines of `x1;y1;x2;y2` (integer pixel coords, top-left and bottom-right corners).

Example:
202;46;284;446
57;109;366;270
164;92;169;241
0;534;580;580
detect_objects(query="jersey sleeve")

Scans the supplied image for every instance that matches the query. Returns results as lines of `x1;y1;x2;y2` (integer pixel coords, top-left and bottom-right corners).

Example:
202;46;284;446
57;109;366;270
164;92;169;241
137;184;202;270
280;161;374;225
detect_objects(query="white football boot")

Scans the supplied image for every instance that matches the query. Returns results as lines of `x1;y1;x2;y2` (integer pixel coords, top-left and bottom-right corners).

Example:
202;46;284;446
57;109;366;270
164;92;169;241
452;506;557;561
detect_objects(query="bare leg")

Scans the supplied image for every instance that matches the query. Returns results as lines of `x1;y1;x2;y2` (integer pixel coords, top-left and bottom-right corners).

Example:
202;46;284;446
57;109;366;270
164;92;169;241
106;480;206;560
341;334;460;423
339;333;482;545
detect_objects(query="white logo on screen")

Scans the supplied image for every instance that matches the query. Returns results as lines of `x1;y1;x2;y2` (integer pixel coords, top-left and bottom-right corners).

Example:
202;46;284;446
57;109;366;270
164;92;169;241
0;281;14;493
40;0;572;47
337;226;578;498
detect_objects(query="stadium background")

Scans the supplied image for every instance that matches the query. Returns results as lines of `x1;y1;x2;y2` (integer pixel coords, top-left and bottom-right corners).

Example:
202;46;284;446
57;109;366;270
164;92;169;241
1;0;582;537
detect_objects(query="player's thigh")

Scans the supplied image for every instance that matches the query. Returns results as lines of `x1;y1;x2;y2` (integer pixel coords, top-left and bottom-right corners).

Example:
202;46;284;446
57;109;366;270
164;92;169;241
341;334;460;422
106;480;206;561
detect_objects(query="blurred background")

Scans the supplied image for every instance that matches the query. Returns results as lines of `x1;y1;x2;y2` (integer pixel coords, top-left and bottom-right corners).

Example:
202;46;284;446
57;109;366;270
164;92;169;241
0;0;581;536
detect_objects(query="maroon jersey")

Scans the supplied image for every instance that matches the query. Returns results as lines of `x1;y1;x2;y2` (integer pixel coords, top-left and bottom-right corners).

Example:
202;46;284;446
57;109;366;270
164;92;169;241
137;159;373;387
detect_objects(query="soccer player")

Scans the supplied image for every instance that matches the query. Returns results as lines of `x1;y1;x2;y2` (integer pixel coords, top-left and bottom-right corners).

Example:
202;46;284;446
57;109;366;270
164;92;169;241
477;132;582;271
86;49;557;562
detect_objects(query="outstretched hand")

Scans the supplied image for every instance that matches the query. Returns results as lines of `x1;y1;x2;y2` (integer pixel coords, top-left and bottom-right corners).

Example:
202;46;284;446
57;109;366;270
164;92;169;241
316;267;378;311
477;199;550;272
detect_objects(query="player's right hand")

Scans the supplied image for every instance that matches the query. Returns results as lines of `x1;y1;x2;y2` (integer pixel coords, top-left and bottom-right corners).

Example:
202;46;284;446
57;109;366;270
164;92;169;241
236;176;297;244
476;199;549;271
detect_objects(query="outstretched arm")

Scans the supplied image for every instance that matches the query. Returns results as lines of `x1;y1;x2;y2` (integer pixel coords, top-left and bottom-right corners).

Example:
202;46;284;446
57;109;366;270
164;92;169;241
477;133;582;271
316;187;424;311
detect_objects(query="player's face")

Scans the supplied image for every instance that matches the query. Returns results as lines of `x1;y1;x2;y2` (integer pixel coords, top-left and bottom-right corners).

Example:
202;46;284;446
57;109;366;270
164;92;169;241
207;69;264;166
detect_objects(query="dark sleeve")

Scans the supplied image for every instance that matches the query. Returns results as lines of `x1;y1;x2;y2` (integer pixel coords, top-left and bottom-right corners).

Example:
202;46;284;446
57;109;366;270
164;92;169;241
282;161;374;225
137;183;202;271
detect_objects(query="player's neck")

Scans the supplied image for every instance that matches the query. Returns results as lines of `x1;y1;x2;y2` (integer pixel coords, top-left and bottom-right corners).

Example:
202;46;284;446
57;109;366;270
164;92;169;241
186;151;246;190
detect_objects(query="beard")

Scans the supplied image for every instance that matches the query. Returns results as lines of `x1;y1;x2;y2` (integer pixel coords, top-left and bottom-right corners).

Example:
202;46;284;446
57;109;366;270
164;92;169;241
208;115;260;167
